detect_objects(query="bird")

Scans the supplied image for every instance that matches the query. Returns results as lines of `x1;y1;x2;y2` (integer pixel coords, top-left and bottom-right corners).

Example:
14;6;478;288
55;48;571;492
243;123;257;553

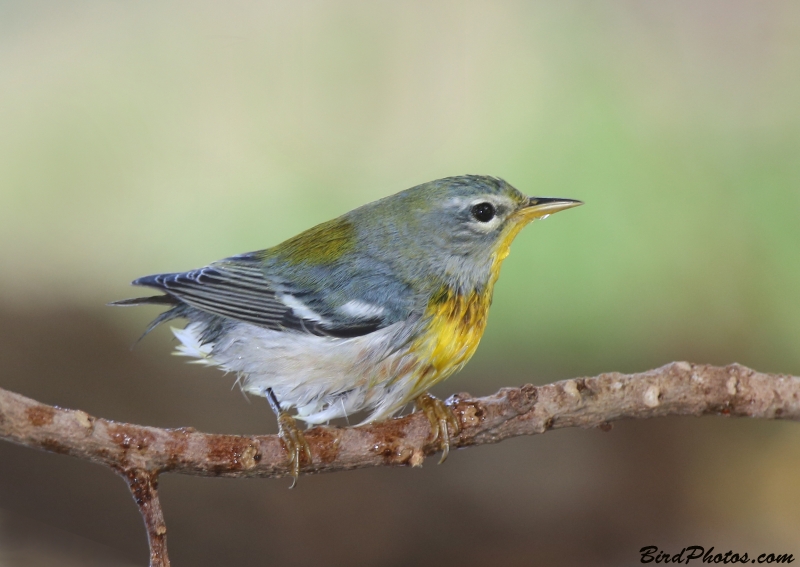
113;175;582;484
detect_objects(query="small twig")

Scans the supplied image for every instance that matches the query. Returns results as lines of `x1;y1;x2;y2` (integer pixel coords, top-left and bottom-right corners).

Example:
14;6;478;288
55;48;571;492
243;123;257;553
119;468;169;567
2;362;800;566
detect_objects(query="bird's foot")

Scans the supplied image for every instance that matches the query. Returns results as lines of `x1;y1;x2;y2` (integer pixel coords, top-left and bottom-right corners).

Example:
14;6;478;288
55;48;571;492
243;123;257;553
277;412;312;488
415;392;461;464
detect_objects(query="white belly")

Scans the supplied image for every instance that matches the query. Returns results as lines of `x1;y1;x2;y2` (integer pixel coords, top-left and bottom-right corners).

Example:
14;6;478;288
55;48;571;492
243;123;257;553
172;320;423;425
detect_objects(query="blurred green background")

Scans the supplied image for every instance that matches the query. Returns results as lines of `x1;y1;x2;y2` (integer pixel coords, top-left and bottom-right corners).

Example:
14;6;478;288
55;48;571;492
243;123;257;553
1;1;799;566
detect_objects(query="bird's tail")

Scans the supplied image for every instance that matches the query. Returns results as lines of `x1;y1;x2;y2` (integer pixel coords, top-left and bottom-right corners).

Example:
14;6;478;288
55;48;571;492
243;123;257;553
108;294;188;342
108;294;177;307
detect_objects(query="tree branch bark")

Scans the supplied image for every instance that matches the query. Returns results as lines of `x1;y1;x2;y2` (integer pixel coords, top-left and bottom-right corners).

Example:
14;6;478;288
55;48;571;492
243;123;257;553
121;468;170;567
2;361;799;566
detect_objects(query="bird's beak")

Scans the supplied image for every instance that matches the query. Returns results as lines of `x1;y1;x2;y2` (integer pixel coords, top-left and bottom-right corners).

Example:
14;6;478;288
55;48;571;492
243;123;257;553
517;197;584;220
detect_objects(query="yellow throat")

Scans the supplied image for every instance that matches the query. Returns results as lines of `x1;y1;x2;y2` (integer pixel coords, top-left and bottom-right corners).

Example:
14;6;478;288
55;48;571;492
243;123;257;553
408;212;537;395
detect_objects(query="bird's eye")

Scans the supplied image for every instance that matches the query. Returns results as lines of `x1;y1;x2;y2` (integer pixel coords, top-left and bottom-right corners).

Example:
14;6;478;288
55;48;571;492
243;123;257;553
471;202;496;223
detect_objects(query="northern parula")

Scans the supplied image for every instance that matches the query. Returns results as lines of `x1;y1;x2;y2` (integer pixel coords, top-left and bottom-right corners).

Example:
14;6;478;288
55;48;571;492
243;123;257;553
114;175;581;481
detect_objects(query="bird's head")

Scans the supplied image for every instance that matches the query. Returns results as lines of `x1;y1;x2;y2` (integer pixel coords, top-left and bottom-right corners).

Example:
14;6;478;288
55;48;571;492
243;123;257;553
356;175;583;291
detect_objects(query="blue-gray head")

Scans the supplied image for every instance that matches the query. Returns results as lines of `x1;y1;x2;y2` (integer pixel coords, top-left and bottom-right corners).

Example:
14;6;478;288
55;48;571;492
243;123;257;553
344;175;582;292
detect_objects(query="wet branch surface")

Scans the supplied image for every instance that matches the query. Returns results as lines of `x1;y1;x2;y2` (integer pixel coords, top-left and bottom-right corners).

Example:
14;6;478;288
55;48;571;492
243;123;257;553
2;362;800;566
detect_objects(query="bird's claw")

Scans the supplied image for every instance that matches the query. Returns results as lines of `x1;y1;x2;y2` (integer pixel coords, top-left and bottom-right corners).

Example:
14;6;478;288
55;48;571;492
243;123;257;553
277;412;312;488
415;392;461;464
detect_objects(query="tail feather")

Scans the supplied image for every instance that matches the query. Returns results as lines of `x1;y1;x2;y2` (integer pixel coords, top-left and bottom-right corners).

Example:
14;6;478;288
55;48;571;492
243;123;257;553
109;293;188;342
139;304;191;339
108;294;177;307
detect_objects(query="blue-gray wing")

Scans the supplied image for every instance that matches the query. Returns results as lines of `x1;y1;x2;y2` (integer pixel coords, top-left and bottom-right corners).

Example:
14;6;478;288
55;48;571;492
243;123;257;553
116;254;385;338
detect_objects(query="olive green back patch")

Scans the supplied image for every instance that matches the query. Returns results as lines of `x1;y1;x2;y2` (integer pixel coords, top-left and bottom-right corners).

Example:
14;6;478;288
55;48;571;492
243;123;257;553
272;217;356;265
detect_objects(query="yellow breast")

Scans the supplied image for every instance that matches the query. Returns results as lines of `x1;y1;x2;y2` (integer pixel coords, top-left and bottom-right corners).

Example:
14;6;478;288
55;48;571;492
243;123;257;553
406;284;493;397
402;219;528;400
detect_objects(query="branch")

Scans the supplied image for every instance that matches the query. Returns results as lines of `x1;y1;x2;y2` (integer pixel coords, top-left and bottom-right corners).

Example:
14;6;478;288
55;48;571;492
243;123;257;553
121;468;169;567
2;362;799;566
